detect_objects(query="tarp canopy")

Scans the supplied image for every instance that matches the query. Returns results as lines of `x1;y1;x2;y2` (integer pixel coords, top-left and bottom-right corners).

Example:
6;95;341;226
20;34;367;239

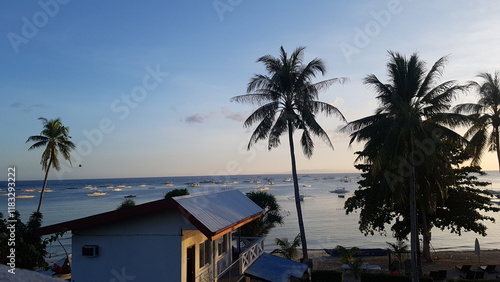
245;253;307;282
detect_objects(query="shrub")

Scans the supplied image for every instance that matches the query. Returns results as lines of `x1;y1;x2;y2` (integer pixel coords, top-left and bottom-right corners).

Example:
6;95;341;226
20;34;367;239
164;188;190;199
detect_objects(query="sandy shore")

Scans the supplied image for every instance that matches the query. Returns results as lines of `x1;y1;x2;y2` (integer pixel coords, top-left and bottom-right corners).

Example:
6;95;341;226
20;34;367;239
309;249;500;281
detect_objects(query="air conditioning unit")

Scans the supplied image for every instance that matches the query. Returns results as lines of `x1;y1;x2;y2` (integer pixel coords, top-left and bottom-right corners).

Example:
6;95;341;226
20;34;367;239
82;245;99;257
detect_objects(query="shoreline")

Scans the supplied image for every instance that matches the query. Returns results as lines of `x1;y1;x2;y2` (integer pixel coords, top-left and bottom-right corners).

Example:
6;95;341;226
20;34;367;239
309;249;500;281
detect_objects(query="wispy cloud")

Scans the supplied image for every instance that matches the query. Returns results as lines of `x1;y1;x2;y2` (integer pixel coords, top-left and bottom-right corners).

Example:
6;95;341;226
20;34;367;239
10;103;47;113
184;107;248;124
185;113;206;123
221;106;247;122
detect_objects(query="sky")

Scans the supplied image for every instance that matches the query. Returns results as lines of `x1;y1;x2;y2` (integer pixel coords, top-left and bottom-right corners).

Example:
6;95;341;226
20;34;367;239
1;1;500;181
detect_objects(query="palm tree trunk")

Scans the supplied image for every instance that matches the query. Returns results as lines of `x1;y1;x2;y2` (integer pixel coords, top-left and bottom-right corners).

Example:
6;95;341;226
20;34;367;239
287;122;308;262
421;208;432;262
37;158;52;213
495;126;500;173
409;165;419;282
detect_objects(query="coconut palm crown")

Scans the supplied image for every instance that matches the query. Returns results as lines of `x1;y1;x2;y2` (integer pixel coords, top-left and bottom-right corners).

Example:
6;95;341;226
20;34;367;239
231;46;347;262
26;117;75;213
454;71;500;171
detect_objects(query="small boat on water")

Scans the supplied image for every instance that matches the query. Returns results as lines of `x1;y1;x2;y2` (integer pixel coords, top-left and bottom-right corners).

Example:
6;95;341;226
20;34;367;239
260;187;270;191
164;182;174;187
15;195;35;199
124;195;137;198
23;189;35;192
84;186;97;190
330;187;347;194
283;178;292;182
113;188;123;191
303;184;312;187
87;192;106;197
190;183;201;187
139;185;148;187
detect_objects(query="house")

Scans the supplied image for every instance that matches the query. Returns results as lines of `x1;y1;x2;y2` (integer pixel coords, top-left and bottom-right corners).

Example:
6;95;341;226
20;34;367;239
37;190;307;282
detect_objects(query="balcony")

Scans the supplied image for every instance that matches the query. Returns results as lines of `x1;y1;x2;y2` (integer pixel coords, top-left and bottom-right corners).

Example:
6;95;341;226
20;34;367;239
217;237;265;282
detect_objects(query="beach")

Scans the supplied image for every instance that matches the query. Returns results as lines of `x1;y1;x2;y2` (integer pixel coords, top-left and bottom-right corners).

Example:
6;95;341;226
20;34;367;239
310;249;500;281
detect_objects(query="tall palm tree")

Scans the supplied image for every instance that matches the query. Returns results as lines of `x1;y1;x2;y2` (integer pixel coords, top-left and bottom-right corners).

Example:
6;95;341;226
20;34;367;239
231;46;346;262
26;117;75;213
344;51;468;281
454;71;500;172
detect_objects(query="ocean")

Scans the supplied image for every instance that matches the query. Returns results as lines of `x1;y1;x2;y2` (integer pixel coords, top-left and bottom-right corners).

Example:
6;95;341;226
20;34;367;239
1;172;499;263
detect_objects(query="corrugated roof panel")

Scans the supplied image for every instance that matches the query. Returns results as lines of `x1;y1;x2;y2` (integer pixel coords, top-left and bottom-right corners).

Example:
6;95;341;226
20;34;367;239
174;190;263;233
245;253;307;282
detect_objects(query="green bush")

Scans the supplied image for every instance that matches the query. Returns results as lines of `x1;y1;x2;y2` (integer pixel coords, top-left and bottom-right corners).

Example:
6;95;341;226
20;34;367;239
312;270;343;282
164;188;190;199
360;273;433;282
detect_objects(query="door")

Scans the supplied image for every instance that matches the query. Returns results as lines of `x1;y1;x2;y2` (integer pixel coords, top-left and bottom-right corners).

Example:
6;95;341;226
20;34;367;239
186;245;195;282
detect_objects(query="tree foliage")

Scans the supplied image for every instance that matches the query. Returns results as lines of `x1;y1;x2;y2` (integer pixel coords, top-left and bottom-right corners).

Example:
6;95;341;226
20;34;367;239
164;188;190;199
0;212;63;270
240;191;284;237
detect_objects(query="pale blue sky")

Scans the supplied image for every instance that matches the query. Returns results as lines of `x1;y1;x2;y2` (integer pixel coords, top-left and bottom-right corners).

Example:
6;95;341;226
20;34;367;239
2;1;500;180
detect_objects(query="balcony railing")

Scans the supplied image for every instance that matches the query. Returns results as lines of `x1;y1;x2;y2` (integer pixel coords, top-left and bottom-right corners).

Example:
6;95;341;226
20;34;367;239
239;237;264;273
216;237;265;282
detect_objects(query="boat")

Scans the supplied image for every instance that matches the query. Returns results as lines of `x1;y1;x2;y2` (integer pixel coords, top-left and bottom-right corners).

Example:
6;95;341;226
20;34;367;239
139;185;147;187
106;186;114;189
338;194;345;198
87;192;106;197
164;182;174;187
23;189;35;192
260;187;270;191
190;183;201;187
124;195;137;198
113;188;123;191
303;184;312;187
84;186;97;190
268;181;275;185
15;195;35;199
330;187;347;194
117;185;126;188
283;178;292;182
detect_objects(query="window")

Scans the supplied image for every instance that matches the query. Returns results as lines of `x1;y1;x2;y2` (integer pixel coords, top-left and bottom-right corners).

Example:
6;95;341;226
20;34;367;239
199;240;211;267
217;234;228;256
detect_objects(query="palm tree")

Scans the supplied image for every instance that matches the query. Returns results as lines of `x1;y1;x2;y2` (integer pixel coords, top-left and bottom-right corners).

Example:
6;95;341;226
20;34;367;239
26;117;75;213
272;234;301;260
344;51;468;281
231;46;346;262
454;71;500;172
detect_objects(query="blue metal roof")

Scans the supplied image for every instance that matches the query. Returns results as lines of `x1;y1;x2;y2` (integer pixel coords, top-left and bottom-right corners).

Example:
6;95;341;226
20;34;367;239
174;190;263;238
245;253;308;282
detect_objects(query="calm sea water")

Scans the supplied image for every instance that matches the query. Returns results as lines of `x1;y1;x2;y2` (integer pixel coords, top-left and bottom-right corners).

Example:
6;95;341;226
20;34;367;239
1;172;499;263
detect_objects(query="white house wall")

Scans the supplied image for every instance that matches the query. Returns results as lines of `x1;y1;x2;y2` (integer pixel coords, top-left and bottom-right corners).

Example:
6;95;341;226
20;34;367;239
71;209;195;282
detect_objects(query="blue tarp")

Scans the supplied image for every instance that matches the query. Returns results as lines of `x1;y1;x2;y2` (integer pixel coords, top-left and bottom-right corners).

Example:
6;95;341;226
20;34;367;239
245;253;307;282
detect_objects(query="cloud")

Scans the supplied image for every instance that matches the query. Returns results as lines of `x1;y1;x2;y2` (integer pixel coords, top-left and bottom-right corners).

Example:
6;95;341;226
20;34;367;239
221;106;247;122
185;113;205;123
10;103;47;113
